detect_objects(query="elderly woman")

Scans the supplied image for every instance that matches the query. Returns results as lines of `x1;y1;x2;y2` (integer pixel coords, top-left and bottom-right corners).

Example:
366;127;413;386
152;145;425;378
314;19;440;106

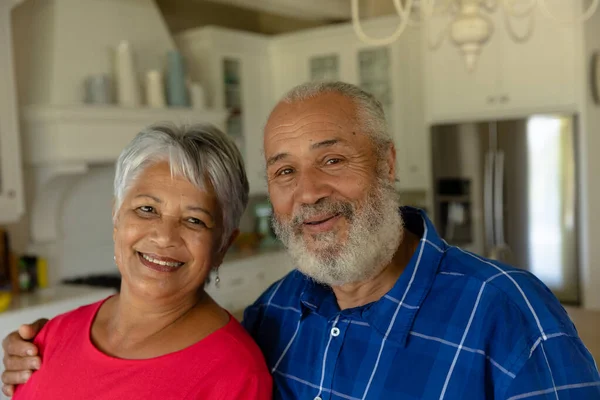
10;123;272;399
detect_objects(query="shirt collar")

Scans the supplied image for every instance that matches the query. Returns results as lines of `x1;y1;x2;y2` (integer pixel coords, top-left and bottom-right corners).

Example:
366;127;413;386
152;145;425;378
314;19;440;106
299;206;446;346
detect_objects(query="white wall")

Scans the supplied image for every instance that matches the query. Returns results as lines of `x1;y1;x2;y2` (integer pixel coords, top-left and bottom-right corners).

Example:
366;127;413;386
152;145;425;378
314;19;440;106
580;7;600;309
58;166;117;281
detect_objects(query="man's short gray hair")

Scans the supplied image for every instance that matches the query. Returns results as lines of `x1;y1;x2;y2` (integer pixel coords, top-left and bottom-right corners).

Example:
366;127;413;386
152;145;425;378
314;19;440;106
281;81;393;155
114;123;249;250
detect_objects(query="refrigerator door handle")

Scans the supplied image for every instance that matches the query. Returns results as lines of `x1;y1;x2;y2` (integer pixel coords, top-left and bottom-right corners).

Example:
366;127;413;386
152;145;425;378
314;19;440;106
490;150;512;263
494;150;505;246
484;152;495;250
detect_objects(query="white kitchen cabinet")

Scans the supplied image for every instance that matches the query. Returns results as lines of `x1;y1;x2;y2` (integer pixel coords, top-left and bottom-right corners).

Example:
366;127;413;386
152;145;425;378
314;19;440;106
175;27;274;195
271;32;355;98
0;285;116;400
424;1;578;123
424;11;502;122
499;1;578;112
0;1;25;224
205;250;292;313
390;30;429;191
270;16;429;191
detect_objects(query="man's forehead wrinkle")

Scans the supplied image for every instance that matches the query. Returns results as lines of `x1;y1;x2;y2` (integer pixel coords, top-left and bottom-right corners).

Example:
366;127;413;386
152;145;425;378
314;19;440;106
272;110;348;126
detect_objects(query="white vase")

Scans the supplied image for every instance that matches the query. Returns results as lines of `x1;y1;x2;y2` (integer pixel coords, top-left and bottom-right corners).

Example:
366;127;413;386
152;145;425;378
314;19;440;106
115;40;141;107
145;70;166;108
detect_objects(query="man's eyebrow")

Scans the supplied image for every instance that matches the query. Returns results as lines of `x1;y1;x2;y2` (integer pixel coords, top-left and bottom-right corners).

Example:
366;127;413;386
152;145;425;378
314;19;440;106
267;152;288;167
267;138;348;167
310;139;342;150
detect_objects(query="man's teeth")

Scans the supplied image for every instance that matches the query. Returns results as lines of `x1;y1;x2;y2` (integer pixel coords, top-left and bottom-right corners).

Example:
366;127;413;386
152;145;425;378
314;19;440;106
141;253;184;267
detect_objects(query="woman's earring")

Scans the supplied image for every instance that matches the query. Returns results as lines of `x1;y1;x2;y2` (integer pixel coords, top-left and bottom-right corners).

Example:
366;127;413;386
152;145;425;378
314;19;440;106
214;268;220;289
113;256;117;265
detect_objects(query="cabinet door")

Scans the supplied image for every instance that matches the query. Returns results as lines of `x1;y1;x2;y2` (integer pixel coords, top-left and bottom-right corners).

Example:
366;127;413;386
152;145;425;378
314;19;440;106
239;53;273;195
309;53;341;82
424;13;502;123
393;29;429;191
499;1;577;111
0;2;24;224
351;31;430;191
215;52;272;195
271;51;309;100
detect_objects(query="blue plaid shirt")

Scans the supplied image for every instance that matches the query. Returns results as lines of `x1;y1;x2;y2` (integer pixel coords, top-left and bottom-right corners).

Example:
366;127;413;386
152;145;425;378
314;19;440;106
243;207;600;399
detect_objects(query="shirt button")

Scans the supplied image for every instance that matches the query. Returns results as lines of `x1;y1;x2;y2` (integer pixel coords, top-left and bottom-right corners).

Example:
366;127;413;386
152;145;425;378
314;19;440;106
331;327;340;337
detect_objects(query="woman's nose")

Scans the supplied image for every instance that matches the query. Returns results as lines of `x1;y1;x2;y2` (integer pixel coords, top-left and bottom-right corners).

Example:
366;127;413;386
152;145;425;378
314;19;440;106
150;216;181;248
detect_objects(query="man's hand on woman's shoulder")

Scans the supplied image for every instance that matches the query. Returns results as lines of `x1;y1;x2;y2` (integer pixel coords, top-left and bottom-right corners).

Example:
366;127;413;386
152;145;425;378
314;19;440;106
1;319;47;397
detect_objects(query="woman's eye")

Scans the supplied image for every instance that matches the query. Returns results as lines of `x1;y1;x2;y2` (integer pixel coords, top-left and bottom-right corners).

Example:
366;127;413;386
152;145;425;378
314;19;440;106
187;217;206;227
138;206;155;213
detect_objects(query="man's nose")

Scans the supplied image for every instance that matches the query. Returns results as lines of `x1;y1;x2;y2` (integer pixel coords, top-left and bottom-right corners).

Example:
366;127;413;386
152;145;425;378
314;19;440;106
294;168;333;205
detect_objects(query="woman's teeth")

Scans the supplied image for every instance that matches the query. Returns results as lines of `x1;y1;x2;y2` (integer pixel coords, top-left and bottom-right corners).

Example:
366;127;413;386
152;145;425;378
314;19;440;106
141;253;184;267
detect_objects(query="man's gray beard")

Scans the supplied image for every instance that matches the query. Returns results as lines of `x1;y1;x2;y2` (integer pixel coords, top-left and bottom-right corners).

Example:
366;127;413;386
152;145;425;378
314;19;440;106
272;178;404;287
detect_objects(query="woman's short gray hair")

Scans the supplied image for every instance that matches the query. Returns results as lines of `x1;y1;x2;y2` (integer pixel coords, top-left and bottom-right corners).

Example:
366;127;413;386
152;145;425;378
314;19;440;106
281;81;393;155
113;123;249;249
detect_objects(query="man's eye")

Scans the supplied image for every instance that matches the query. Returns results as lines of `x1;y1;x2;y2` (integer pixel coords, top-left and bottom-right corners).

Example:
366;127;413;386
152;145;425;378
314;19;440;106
277;168;294;176
326;158;341;165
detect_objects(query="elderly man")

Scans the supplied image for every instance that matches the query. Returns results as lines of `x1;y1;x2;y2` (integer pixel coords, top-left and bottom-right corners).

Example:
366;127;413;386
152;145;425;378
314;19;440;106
3;82;600;399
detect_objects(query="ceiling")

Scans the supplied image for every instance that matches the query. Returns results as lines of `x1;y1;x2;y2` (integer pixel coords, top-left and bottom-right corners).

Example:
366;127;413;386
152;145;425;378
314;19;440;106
199;0;352;21
155;0;397;35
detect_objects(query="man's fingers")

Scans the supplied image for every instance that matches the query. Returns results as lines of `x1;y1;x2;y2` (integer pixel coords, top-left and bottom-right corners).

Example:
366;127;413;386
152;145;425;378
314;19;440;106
2;384;15;397
2;331;38;357
17;319;48;341
1;369;32;387
2;353;40;372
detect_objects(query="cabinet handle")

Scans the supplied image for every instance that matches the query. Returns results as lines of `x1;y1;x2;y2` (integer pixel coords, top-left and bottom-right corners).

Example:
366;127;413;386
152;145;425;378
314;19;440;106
499;94;509;103
486;96;496;104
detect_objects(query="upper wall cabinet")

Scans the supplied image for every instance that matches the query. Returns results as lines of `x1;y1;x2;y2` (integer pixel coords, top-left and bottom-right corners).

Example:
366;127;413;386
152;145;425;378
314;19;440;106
0;1;25;223
424;1;579;123
175;27;273;195
270;17;429;191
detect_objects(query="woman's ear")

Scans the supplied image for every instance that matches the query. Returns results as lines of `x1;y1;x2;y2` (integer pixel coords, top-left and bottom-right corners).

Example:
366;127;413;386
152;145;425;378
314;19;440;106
112;198;118;242
213;229;239;268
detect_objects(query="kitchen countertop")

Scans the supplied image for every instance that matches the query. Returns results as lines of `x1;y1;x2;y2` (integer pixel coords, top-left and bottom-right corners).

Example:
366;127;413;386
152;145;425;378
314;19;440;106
1;285;116;316
565;306;600;363
223;246;286;263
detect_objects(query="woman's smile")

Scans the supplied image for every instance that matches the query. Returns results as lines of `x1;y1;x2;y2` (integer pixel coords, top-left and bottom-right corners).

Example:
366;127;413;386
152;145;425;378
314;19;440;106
137;251;185;273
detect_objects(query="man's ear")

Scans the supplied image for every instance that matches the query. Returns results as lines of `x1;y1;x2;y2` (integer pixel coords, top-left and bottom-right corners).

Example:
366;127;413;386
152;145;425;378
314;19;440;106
386;143;397;182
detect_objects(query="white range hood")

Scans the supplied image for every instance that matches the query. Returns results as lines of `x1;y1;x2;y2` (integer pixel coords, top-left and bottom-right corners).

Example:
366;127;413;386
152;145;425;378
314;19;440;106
21;105;227;258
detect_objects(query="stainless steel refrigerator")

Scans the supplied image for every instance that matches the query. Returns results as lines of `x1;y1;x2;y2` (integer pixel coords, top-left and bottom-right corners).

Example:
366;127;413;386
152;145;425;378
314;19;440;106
430;115;579;304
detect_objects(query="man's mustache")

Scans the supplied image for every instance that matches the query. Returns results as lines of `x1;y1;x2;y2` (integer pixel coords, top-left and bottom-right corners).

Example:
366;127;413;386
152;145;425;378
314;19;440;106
291;200;354;228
